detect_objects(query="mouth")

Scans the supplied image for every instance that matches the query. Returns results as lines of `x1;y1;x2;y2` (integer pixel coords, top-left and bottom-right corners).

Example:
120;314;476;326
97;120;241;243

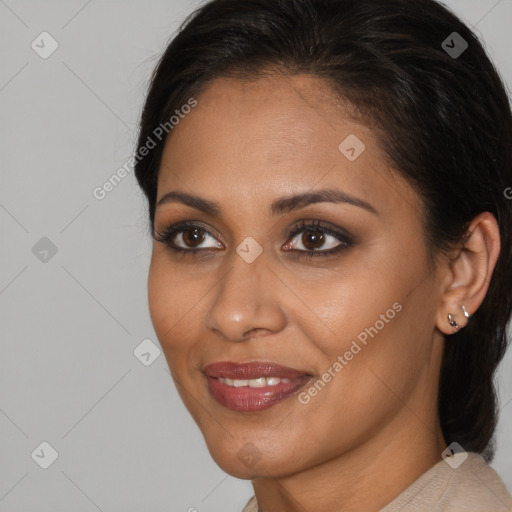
203;361;313;412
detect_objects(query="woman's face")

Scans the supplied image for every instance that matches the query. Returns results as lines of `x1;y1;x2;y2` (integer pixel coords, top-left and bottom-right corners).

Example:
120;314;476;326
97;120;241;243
148;73;446;478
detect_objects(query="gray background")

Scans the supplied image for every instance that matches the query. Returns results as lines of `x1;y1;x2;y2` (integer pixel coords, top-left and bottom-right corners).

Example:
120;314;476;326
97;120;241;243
1;1;511;510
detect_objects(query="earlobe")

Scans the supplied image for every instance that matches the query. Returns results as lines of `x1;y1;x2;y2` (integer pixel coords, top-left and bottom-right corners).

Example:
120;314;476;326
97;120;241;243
436;212;500;336
446;304;471;333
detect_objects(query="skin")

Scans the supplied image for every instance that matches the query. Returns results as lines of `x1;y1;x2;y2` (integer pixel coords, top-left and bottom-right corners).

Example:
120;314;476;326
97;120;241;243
147;72;500;512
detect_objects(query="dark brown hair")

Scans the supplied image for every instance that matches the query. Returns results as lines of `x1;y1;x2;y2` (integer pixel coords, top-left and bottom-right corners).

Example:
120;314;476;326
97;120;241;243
134;0;512;461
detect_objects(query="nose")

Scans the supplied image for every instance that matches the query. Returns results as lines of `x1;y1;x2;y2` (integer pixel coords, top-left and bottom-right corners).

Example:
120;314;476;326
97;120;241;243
204;250;287;342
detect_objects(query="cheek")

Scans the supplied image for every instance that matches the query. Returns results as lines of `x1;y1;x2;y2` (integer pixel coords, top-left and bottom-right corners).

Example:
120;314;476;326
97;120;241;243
147;256;173;339
289;304;427;458
291;249;432;401
147;253;202;354
311;288;435;427
287;263;401;358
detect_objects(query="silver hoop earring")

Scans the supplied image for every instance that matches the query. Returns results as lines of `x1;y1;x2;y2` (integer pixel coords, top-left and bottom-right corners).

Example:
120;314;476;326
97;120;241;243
448;314;459;329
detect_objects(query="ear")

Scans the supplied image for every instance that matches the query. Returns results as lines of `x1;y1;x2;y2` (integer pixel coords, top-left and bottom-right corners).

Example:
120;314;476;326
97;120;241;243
436;212;501;335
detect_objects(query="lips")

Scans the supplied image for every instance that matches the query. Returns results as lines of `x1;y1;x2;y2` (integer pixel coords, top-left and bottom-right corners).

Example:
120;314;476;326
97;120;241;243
203;361;312;412
204;361;311;380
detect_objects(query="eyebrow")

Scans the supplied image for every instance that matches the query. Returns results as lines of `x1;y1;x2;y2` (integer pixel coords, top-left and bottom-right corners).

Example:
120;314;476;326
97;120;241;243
156;189;378;216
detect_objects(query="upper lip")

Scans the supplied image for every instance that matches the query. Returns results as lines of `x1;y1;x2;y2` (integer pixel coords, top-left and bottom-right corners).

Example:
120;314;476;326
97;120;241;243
203;361;312;380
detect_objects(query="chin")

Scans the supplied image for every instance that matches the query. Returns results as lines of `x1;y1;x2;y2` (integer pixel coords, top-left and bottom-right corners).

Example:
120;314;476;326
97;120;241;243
201;430;303;480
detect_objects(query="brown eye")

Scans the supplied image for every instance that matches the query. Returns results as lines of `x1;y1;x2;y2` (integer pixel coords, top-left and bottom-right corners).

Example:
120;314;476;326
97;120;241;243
285;224;349;254
282;218;354;258
182;228;206;247
302;230;325;250
154;222;224;251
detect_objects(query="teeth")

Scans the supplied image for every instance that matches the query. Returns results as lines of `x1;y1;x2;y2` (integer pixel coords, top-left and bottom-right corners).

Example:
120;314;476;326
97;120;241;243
218;377;291;387
248;377;266;388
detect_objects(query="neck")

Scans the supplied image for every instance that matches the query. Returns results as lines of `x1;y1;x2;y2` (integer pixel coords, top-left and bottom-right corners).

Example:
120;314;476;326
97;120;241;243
251;410;447;512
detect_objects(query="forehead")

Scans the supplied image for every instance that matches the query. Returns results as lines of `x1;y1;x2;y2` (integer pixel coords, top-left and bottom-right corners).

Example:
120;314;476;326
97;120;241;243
156;73;416;218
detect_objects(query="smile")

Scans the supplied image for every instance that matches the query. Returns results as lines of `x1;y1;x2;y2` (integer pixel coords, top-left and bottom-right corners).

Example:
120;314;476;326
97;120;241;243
203;361;312;412
217;376;291;387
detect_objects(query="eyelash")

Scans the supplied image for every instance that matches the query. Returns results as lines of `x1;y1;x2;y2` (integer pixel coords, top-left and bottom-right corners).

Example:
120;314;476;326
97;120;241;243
153;219;353;259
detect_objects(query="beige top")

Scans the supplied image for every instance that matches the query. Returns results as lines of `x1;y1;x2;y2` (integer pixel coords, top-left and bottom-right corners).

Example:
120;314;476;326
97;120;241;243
241;452;512;511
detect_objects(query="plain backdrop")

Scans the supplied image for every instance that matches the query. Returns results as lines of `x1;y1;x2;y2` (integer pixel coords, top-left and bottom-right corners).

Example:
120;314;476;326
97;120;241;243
1;1;511;510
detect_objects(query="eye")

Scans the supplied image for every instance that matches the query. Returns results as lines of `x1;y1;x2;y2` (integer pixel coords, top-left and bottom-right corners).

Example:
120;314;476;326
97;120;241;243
154;222;223;251
154;219;353;258
283;220;352;256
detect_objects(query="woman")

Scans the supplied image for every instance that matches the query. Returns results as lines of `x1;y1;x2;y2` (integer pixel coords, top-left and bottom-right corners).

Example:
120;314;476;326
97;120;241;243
134;0;512;510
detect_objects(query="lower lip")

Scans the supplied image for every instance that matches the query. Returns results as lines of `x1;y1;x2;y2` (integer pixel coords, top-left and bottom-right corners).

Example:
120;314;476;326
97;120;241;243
206;376;311;412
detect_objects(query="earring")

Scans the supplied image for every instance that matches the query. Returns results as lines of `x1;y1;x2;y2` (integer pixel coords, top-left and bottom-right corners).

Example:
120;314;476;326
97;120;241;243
448;313;459;329
462;305;470;319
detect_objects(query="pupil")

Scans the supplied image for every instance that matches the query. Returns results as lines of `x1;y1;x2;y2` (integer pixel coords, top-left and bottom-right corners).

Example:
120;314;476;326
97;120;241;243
183;228;205;247
303;230;324;249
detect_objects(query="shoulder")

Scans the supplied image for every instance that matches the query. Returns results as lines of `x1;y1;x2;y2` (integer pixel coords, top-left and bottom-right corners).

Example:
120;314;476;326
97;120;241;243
241;495;257;512
381;452;512;511
240;453;512;512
